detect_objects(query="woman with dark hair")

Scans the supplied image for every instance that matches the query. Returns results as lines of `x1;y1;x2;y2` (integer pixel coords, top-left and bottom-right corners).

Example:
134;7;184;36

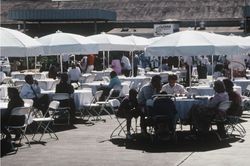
189;80;229;137
223;79;242;116
56;73;76;123
1;88;24;143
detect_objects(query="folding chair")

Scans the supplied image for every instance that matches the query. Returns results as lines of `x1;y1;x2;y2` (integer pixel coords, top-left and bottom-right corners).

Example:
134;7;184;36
32;101;60;142
109;99;126;138
6;106;33;147
96;89;115;120
52;93;71;125
148;95;177;142
81;90;103;121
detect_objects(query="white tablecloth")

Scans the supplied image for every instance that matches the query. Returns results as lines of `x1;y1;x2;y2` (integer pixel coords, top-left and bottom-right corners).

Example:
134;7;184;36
187;85;242;96
175;97;209;120
233;79;250;92
11;72;47;80
41;88;93;110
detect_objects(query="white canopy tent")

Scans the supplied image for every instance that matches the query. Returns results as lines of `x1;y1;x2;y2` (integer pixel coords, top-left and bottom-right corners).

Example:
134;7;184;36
88;32;134;69
0;27;44;69
145;30;245;85
38;31;99;72
124;35;150;76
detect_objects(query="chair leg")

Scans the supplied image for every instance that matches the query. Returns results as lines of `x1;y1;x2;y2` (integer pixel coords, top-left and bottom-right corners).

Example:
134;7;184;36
110;119;126;138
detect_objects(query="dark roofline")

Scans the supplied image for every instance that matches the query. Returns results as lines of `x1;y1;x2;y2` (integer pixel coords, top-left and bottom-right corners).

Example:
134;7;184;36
8;9;116;22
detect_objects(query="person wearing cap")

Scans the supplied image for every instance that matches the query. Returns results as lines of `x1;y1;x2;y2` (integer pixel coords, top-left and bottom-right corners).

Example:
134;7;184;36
161;74;187;96
138;75;162;134
117;89;142;139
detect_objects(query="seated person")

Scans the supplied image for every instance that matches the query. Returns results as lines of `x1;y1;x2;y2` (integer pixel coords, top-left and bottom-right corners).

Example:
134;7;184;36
117;89;142;139
223;79;243;116
138;75;162;134
1;88;24;145
68;64;81;83
56;73;77;123
188;80;229;137
98;71;121;100
161;74;187;96
20;75;49;115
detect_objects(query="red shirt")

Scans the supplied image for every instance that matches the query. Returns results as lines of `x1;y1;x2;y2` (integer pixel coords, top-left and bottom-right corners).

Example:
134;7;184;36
87;54;95;65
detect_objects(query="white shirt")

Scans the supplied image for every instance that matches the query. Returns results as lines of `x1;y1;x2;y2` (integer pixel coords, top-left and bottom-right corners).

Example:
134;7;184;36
161;83;187;95
68;67;81;81
20;83;41;99
121;56;131;70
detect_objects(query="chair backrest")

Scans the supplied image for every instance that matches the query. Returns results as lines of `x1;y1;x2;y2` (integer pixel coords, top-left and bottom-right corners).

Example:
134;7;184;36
106;89;115;101
23;99;34;107
102;76;110;83
119;84;130;97
218;100;232;112
152;95;177;117
52;93;70;101
94;90;103;102
108;99;121;110
49;101;60;110
10;106;33;125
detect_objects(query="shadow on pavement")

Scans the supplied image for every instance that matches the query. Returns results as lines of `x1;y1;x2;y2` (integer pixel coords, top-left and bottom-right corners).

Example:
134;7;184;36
109;131;243;153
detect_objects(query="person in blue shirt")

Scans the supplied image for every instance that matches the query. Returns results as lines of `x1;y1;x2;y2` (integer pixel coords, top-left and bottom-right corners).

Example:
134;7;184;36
99;71;121;100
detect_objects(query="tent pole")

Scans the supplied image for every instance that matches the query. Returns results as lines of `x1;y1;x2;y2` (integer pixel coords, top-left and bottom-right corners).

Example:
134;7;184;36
60;54;63;73
26;56;29;70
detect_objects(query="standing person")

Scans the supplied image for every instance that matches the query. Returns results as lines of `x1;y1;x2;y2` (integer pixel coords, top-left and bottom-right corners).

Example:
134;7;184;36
184;56;193;87
133;54;140;77
86;54;95;73
197;55;209;79
138;75;162;134
56;73;76;123
1;88;24;144
20;75;49;115
68;64;81;83
48;64;58;80
79;55;88;73
111;58;122;75
121;53;132;77
117;89;142;139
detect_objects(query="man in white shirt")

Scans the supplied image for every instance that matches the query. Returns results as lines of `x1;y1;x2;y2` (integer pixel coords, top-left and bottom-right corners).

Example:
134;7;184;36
121;54;132;77
20;75;49;114
68;64;81;83
161;74;187;95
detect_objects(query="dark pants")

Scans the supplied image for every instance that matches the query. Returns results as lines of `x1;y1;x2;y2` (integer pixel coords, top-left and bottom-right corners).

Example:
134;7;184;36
122;69;131;77
59;99;76;121
33;94;49;115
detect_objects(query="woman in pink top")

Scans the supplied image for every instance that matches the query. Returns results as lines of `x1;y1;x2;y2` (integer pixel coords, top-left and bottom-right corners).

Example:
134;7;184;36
111;59;122;75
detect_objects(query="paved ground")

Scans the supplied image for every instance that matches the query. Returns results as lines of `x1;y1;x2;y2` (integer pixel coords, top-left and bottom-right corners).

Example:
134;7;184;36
1;112;250;166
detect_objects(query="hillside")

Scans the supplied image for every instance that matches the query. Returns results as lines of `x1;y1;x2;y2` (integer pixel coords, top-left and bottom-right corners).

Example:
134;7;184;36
1;0;249;23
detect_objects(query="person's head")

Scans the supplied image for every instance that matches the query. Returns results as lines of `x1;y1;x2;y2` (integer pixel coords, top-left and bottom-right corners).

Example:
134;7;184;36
25;75;34;85
151;75;162;92
110;71;117;78
129;88;138;100
213;80;225;93
223;79;234;92
8;87;20;100
168;74;178;87
71;63;76;69
60;73;69;83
